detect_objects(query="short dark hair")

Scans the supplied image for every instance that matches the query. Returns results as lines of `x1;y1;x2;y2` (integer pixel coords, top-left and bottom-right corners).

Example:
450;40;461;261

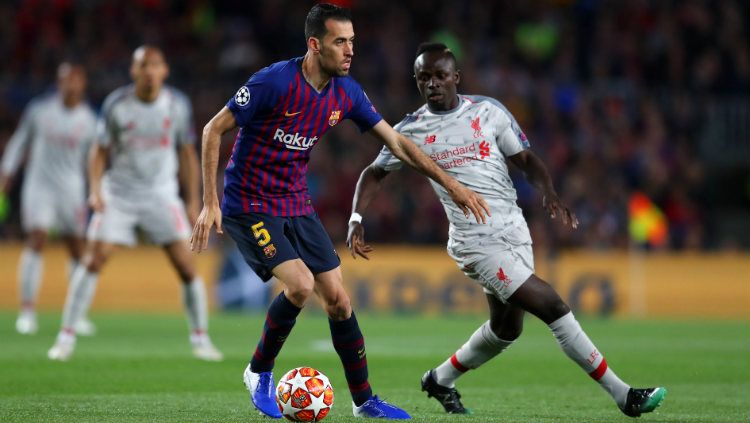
305;3;352;40
415;42;458;68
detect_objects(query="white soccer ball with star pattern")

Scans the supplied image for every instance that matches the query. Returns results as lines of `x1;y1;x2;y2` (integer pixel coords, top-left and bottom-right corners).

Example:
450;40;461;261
276;366;334;422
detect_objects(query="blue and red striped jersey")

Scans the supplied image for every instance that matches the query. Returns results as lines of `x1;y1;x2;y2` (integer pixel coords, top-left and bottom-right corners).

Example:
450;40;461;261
222;57;382;217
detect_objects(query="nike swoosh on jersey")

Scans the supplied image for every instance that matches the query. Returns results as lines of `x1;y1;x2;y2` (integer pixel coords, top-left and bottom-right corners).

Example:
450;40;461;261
284;110;302;117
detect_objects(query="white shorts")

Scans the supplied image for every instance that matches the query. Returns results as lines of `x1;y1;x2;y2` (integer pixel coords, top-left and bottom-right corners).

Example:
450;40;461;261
21;183;87;236
449;241;535;304
87;190;190;247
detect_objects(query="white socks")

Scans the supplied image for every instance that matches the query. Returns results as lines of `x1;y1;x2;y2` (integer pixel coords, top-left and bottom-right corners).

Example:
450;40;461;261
182;277;209;336
60;266;99;333
18;248;43;309
548;312;630;407
67;259;79;282
434;320;515;387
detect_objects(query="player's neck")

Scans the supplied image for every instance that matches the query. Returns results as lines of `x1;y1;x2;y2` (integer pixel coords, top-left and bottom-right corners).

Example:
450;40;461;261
135;86;161;103
61;94;81;109
301;53;331;93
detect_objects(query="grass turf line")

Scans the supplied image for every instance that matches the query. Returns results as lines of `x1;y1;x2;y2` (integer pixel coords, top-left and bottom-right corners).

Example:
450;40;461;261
0;311;748;422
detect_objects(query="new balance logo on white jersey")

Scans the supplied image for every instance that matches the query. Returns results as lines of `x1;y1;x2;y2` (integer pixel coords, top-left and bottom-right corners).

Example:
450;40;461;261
273;128;318;151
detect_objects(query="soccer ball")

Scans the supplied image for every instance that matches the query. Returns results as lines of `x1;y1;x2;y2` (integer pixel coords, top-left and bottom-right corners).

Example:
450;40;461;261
276;367;334;422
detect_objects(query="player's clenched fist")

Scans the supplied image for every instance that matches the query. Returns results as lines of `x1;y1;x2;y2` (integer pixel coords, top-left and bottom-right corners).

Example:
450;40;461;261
190;203;223;252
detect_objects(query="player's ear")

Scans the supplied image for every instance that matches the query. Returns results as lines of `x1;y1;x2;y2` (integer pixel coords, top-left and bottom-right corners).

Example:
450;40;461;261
129;62;138;81
454;69;461;85
308;37;321;54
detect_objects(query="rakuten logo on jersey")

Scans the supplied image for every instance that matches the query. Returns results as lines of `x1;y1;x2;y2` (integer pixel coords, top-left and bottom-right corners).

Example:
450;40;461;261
273;128;318;151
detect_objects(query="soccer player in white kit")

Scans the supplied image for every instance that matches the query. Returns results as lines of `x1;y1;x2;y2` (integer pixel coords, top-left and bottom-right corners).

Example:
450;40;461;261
347;43;666;418
0;63;97;335
47;46;223;362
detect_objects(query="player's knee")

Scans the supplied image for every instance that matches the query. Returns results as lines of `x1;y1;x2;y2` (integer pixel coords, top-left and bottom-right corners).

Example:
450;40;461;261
498;322;523;341
26;233;47;252
547;299;571;322
84;252;107;273
176;266;196;284
490;316;523;341
325;294;351;321
286;276;315;305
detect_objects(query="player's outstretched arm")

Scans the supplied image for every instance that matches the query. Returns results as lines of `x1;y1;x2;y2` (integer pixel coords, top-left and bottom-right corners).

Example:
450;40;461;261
347;164;390;260
368;120;490;224
88;144;109;212
190;107;237;252
178;144;201;225
0;108;35;194
508;150;578;229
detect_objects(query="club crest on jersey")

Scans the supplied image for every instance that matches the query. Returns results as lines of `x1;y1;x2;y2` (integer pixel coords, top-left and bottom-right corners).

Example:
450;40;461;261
234;86;250;107
328;110;341;127
263;244;277;259
497;267;511;289
471;116;484;138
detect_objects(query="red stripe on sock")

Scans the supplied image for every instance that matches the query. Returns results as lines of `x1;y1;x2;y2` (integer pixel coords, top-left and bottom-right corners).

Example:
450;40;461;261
589;358;608;381
348;381;371;393
333;337;365;349
450;354;469;372
344;359;368;371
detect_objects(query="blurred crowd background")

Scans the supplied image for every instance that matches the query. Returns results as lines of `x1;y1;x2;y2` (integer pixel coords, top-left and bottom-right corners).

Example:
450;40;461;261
1;0;748;251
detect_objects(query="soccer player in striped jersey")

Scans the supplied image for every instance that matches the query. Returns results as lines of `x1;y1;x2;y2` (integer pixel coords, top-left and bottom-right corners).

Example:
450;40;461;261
47;46;223;362
0;63;97;336
190;4;488;420
348;43;666;418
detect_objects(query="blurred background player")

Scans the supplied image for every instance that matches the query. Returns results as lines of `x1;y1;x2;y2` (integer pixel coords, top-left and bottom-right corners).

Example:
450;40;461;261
191;3;488;420
47;46;223;362
0;63;97;336
348;43;666;418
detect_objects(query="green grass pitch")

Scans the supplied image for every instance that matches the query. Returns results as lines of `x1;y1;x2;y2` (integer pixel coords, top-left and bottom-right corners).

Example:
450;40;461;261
0;311;748;422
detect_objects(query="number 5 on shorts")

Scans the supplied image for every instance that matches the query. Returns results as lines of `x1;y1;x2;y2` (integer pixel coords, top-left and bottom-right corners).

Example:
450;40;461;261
251;222;271;246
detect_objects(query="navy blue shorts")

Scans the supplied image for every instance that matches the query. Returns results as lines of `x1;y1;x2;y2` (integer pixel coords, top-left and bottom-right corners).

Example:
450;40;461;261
223;212;340;282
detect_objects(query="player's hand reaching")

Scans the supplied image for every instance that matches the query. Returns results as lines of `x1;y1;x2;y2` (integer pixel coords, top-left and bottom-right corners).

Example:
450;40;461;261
543;191;579;229
190;202;223;253
88;191;105;212
446;182;491;224
346;221;373;260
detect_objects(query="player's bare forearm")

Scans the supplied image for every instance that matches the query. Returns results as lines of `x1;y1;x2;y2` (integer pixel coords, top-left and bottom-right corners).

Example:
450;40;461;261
509;150;578;228
352;165;389;214
347;165;388;260
509;150;556;196
199;107;236;205
178;145;200;201
88;144;108;211
369;121;490;223
178;144;201;223
190;107;237;252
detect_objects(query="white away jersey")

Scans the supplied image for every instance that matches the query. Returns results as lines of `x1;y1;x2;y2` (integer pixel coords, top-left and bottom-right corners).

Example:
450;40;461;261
97;84;195;198
373;95;532;250
1;93;96;193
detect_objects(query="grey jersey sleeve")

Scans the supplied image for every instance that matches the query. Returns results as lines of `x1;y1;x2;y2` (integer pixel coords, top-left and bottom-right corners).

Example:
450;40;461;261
372;145;403;171
97;88;127;147
371;116;415;171
495;104;530;157
1;100;39;175
467;95;530;157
